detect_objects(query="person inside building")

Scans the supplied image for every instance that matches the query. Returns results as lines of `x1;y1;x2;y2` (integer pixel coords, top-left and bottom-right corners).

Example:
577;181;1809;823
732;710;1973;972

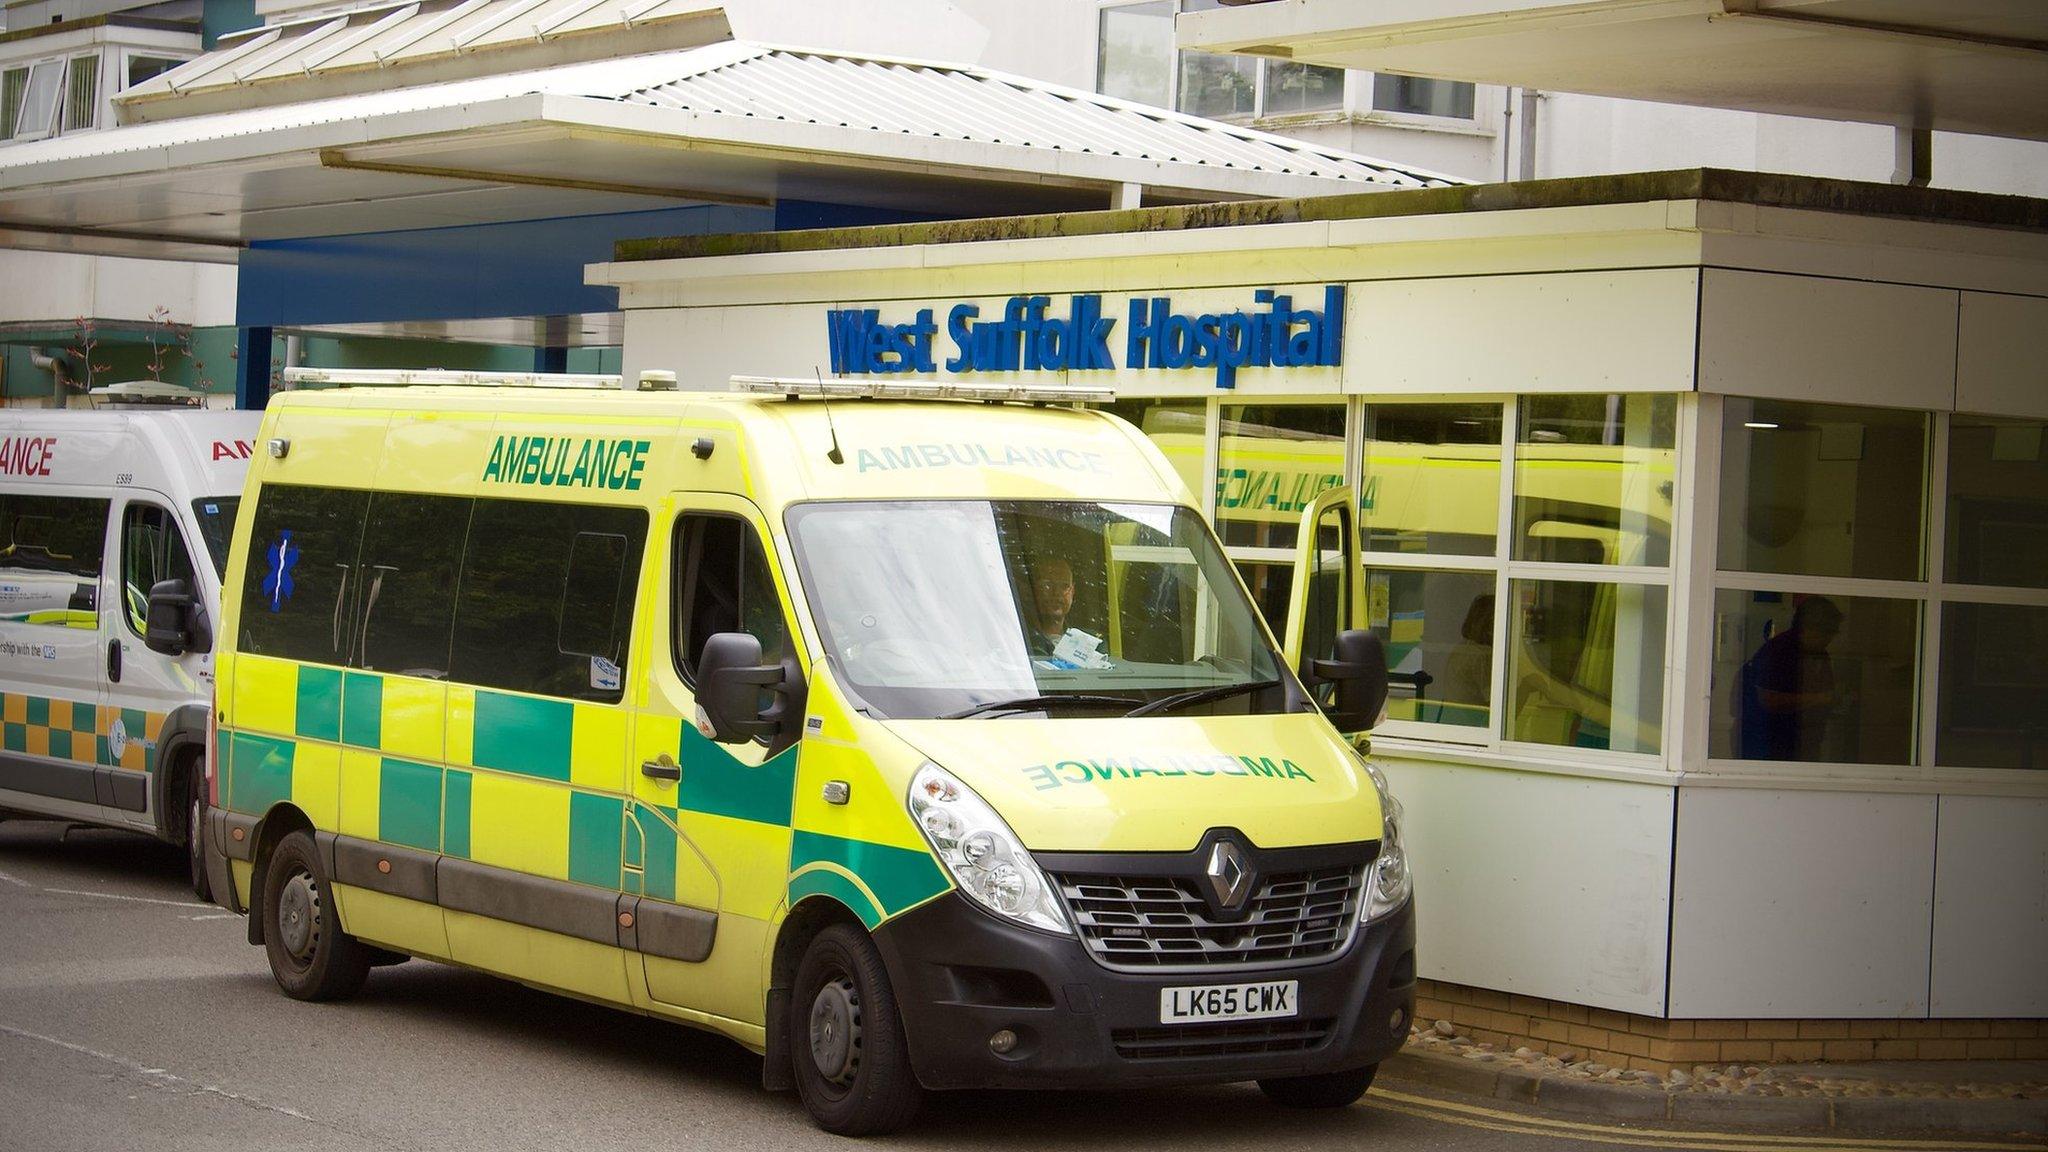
1738;595;1845;761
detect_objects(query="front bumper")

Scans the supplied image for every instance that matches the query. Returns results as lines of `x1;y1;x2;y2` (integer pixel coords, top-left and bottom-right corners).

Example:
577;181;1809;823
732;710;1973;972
871;892;1416;1091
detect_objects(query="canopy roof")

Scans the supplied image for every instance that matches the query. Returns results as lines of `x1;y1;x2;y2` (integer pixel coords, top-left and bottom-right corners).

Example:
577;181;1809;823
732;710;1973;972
0;34;1457;263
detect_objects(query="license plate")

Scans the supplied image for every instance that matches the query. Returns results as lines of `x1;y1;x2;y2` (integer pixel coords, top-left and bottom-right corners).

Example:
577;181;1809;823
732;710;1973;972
1159;980;1299;1024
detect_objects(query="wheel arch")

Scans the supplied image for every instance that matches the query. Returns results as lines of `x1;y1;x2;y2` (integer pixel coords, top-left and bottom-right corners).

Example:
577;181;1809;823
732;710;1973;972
244;802;314;947
147;704;211;842
762;894;869;1092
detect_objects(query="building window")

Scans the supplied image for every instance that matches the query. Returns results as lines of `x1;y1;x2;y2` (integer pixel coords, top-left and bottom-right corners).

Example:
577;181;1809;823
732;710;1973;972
2;58;65;141
1216;404;1345;635
1096;1;1172;109
126;54;186;90
62;54;97;134
1508;578;1668;754
1719;399;1928;582
1944;415;2048;589
1937;601;2048;770
1373;74;1475;119
1095;2;1473;122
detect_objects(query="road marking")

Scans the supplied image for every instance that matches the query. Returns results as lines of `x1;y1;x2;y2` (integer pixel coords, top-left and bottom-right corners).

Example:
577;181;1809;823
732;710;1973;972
0;868;30;886
1367;1088;2048;1152
41;887;214;909
0;1023;317;1124
182;913;236;920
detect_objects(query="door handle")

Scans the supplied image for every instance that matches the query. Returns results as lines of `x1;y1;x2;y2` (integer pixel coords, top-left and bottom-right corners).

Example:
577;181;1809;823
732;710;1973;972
107;638;122;683
641;754;681;782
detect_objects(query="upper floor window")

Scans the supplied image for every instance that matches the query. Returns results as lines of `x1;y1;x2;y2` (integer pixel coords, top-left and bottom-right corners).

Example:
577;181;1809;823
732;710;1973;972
1096;1;1475;123
2;53;109;142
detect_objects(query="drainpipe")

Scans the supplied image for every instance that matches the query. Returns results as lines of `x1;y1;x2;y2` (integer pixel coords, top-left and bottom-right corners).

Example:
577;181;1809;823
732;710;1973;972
29;349;74;396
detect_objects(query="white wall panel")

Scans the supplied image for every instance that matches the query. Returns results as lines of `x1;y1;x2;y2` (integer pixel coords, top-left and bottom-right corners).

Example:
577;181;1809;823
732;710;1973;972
1957;292;2048;420
1377;756;1674;1016
1931;795;2048;1017
1670;787;1935;1018
1348;269;1698;395
1697;269;1957;410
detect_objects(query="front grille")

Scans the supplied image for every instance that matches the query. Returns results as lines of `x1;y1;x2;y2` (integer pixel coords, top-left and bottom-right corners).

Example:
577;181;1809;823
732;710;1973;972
1113;1018;1334;1060
1052;863;1366;970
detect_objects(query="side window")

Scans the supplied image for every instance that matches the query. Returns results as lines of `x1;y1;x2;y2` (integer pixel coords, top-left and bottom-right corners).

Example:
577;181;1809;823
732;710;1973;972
1300;501;1352;704
450;499;646;702
674;514;790;682
237;484;369;664
355;493;469;679
119;503;197;636
0;492;110;628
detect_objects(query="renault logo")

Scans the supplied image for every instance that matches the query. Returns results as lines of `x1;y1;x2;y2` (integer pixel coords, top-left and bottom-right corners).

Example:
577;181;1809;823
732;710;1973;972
1204;840;1252;910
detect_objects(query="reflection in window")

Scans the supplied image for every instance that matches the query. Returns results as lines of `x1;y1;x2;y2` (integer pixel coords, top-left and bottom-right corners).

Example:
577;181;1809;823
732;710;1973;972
120;504;196;636
355;493;467;678
1369;569;1492;729
1177;51;1258;118
238;485;369;664
126;55;185;89
1362;403;1501;557
1945;415;2048;590
1264;61;1344;115
0;493;109;628
1216;405;1345;550
1106;398;1205;501
1507;578;1665;754
1710;590;1919;765
1719;399;1928;582
450;500;646;702
1938;601;2048;770
1515;394;1675;567
1096;1;1172;107
1373;74;1474;118
674;514;790;681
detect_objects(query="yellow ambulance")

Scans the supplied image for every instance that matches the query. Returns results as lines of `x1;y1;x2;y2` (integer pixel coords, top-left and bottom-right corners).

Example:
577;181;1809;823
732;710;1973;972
189;374;1413;1135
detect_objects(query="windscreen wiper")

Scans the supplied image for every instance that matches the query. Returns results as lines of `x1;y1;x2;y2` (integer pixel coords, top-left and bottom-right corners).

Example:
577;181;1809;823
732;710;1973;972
1126;679;1279;718
941;694;1145;720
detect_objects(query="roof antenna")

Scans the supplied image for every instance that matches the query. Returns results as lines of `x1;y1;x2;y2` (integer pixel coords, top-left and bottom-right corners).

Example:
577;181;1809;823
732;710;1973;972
815;368;845;466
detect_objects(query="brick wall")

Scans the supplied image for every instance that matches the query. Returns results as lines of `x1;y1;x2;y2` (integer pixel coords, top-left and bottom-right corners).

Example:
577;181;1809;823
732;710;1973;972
1415;979;2048;1075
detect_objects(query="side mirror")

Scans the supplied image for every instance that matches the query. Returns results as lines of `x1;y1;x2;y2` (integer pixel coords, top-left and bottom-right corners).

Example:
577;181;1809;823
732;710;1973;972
144;579;211;656
1308;628;1389;733
696;631;805;748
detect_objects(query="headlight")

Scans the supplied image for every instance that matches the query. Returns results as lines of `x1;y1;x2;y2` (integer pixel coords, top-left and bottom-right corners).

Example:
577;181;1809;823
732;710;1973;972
1360;759;1411;920
908;763;1071;935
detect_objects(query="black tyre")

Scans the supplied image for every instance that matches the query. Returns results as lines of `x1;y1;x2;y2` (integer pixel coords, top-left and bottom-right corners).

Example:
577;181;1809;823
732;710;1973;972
789;923;923;1136
183;766;212;904
1258;1063;1378;1109
260;830;370;1001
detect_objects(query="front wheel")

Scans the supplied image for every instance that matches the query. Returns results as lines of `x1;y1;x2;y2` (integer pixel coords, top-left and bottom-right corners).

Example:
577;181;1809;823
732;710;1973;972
1258;1063;1378;1109
789;923;923;1136
261;830;370;1001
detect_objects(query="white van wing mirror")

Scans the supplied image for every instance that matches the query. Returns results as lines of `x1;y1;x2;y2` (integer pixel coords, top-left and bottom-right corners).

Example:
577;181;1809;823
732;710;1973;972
144;579;211;656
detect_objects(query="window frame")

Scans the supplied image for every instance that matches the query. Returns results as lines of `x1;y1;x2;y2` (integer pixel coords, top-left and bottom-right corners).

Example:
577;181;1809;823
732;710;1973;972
670;509;795;690
6;55;68;142
116;500;198;641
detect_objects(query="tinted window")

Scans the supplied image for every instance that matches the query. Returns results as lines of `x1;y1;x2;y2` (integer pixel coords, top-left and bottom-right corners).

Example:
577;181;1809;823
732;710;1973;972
450;499;645;702
356;493;468;679
120;503;197;635
674;514;789;682
0;492;109;628
238;484;369;664
191;497;238;579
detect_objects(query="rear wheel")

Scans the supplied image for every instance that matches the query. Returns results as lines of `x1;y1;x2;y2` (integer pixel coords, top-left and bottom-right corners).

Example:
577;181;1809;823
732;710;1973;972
261;830;370;1001
182;765;211;903
1258;1063;1379;1109
789;923;922;1136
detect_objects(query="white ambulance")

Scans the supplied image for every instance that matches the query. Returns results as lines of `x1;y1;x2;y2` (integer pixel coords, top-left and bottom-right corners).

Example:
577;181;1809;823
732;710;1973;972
0;403;259;896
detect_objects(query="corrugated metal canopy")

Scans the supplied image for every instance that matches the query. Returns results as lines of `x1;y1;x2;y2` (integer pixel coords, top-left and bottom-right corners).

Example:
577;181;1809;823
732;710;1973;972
0;41;1459;260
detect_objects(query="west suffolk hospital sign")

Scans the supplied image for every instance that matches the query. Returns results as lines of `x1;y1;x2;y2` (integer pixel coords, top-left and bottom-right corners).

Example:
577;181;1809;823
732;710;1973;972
824;287;1345;390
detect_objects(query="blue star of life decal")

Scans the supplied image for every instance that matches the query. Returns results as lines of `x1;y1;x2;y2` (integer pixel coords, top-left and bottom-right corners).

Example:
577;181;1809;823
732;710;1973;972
262;530;299;613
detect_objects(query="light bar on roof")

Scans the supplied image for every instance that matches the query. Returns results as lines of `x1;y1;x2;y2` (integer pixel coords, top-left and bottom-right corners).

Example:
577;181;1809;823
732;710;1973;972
731;376;1114;404
283;367;620;389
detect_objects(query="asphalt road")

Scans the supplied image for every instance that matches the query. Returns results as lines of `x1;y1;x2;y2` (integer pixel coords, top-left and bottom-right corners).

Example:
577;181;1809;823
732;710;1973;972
0;819;2028;1152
